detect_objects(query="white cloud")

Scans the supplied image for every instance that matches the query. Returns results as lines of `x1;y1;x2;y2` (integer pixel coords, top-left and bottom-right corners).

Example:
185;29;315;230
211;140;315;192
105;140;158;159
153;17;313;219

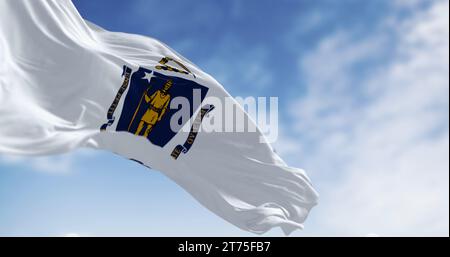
63;233;82;237
393;0;428;8
0;149;97;175
61;232;92;237
287;0;449;236
199;37;274;94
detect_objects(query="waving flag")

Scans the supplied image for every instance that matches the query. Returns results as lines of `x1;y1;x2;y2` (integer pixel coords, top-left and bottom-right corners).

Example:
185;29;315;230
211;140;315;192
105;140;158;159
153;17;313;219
0;0;318;235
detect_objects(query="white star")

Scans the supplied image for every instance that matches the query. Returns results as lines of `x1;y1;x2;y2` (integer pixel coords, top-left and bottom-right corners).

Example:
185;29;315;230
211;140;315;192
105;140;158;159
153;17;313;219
142;72;153;83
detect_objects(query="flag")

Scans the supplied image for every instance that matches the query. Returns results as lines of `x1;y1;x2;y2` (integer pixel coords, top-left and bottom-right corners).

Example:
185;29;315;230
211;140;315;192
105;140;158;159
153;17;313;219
0;0;318;235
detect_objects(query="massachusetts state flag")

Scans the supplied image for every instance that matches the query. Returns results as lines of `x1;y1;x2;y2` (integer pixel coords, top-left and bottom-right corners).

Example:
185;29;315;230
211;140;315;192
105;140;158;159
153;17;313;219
0;0;318;235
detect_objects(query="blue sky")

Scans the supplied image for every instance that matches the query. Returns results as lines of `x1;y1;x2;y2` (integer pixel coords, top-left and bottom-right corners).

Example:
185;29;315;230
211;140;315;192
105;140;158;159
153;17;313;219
0;0;448;236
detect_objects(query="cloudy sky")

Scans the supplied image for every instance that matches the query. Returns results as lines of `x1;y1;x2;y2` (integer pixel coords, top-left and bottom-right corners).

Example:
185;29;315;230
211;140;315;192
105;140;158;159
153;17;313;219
0;0;448;236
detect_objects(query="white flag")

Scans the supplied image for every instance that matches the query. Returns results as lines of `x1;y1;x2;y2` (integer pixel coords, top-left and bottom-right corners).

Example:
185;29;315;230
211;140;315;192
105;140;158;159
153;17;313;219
0;0;318;235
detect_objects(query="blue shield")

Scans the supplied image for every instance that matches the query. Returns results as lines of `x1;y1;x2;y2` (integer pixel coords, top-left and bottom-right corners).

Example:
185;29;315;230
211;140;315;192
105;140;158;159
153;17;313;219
115;67;209;147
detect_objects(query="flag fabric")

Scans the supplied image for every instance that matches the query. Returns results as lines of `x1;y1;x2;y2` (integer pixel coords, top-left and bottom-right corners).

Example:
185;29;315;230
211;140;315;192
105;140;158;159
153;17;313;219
0;0;318;235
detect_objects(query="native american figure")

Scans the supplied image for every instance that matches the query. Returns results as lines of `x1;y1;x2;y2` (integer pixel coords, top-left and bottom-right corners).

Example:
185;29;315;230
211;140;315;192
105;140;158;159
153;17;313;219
135;80;172;137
